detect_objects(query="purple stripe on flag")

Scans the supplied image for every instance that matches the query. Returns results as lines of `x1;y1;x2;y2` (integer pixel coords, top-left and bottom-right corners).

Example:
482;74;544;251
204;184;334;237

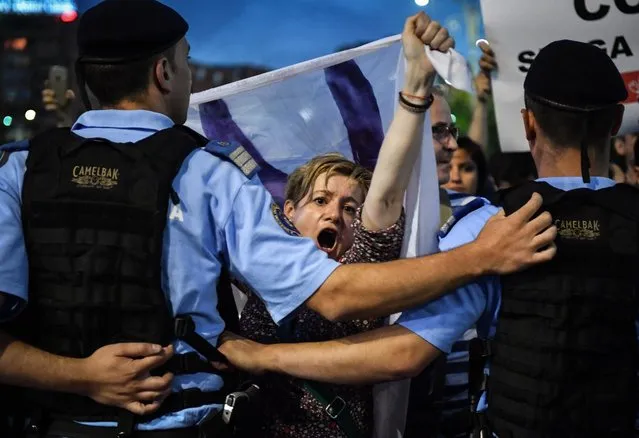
325;60;384;171
199;99;288;205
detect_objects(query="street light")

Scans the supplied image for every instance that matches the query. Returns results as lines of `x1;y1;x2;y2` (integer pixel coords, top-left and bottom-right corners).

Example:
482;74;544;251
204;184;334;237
25;110;36;121
2;116;12;127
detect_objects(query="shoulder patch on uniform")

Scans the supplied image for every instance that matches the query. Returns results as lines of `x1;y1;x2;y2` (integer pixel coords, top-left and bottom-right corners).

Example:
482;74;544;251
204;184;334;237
203;140;260;179
271;203;300;236
438;197;488;239
0;140;29;169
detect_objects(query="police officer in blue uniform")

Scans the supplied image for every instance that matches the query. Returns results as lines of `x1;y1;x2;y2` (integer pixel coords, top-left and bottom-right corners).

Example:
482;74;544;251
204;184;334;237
0;1;561;437
217;40;638;438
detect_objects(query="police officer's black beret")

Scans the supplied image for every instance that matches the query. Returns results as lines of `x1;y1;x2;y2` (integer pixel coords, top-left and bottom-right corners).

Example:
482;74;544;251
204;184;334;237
77;0;188;64
524;40;628;111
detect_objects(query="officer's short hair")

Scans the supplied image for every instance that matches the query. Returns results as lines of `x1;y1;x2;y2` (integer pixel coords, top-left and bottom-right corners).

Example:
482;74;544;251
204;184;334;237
285;153;372;206
524;94;619;151
83;46;177;106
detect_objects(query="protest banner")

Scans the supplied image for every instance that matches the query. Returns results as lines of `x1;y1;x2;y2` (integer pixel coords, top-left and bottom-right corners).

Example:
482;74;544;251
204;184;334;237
480;0;639;151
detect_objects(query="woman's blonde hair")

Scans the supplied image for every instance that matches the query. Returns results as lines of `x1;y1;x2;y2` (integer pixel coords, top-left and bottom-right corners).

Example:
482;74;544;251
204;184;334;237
285;153;372;206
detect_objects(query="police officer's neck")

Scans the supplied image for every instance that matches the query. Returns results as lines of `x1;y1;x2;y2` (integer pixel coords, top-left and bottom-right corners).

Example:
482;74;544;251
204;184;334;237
100;98;168;118
536;143;609;179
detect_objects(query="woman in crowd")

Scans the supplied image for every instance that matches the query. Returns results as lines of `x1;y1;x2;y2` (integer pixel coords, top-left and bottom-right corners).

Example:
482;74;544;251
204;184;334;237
238;12;453;438
444;136;491;199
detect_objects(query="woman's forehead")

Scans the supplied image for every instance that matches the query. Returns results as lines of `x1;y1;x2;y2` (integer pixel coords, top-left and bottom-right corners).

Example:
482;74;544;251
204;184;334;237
311;172;365;200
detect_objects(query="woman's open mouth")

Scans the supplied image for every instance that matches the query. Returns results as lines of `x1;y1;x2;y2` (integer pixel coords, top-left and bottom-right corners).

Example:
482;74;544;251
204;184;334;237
317;228;338;252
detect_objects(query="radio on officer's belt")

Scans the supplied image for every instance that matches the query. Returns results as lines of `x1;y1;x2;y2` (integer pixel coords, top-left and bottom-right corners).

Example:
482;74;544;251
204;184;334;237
222;383;261;425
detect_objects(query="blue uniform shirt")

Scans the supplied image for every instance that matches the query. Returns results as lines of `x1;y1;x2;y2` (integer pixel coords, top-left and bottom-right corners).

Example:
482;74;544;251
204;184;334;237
434;190;484;433
0;140;29;321
0;110;340;430
398;177;618;413
446;190;481;210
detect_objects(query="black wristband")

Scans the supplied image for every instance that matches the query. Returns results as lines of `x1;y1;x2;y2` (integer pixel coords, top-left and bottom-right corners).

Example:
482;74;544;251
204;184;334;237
398;92;434;112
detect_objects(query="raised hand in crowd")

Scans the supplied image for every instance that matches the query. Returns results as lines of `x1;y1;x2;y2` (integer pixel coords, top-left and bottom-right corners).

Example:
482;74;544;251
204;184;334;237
476;40;496;102
42;80;76;128
403;11;454;86
468;40;497;151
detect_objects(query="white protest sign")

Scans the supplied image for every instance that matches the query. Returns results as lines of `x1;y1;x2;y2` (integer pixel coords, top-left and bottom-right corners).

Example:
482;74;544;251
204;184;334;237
479;0;639;152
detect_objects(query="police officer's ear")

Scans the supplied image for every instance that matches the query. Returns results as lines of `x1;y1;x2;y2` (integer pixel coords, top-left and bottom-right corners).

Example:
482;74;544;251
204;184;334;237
154;57;174;94
521;107;537;145
610;104;625;137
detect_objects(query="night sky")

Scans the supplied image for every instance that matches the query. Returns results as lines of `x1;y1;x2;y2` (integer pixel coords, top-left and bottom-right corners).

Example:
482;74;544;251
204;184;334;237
78;0;485;70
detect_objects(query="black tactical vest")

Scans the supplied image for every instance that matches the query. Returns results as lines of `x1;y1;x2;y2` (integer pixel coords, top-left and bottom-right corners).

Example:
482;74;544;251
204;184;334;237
487;181;639;438
2;126;238;423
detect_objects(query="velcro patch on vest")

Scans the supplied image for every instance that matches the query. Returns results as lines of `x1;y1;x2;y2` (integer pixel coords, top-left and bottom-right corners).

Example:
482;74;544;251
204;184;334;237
204;141;260;179
554;218;601;241
271;202;300;236
71;165;120;190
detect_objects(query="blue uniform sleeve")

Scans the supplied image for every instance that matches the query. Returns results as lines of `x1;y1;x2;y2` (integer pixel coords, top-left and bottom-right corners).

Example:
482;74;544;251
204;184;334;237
223;177;340;325
0;150;29;321
398;205;501;353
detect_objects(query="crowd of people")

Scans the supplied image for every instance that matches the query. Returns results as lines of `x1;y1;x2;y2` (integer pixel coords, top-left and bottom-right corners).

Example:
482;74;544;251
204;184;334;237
0;1;637;438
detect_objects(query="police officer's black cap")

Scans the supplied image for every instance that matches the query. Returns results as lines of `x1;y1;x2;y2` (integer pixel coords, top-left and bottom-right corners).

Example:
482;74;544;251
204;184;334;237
77;0;188;64
524;39;628;112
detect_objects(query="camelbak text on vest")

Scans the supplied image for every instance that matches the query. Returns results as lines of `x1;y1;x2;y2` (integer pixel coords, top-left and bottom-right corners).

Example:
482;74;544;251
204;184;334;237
71;165;120;189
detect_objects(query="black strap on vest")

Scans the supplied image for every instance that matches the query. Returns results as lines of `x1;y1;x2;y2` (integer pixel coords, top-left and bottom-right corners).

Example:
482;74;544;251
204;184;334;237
175;316;228;364
160;352;218;375
468;338;492;438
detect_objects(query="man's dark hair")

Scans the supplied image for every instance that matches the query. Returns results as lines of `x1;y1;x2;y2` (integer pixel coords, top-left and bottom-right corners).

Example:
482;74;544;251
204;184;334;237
524;93;619;150
83;46;177;106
